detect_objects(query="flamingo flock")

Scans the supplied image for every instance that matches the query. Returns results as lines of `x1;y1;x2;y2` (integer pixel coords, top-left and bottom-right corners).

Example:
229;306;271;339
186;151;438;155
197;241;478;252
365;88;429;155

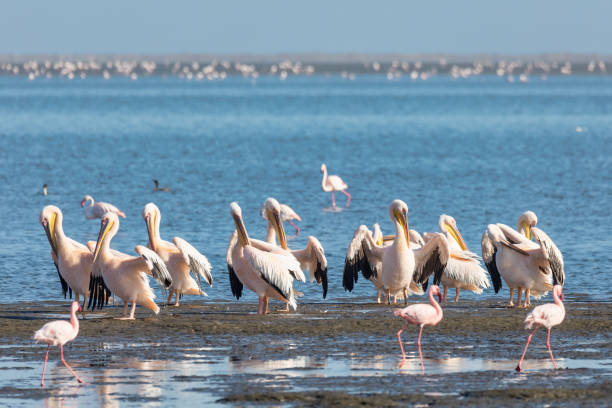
35;163;568;386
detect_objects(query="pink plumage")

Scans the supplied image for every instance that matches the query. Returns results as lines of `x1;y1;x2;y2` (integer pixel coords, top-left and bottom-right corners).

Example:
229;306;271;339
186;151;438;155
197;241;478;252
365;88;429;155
516;285;565;372
394;284;443;373
33;301;85;387
320;164;351;208
81;195;126;219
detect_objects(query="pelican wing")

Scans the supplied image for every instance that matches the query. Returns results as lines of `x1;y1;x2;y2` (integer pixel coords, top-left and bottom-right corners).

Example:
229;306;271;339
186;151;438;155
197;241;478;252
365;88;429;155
481;224;503;293
291;236;328;299
173;237;213;287
243;246;301;310
532;227;565;285
134;246;172;289
226;232;243;300
343;225;385;292
445;251;490;291
249;238;306;282
413;232;449;286
409;229;425;247
88;259;111;311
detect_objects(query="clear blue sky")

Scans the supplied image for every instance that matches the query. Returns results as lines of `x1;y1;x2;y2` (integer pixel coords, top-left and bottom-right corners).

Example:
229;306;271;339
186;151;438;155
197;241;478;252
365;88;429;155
1;0;610;54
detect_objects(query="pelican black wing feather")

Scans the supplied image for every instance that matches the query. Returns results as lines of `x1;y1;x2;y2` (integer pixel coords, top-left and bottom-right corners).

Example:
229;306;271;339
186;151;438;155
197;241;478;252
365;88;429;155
485;245;503;293
87;275;111;311
314;261;328;299
228;264;243;300
414;247;447;287
54;262;72;299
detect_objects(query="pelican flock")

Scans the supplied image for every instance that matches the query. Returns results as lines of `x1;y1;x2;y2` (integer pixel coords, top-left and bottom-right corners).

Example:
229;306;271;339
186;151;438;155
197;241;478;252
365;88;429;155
35;161;570;378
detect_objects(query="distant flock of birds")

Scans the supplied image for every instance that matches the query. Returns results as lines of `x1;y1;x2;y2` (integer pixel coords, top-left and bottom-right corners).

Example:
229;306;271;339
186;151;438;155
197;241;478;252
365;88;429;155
35;165;566;386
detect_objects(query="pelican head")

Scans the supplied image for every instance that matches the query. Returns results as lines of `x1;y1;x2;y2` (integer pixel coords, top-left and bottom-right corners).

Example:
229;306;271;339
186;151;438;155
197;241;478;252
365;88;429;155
230;202;250;247
429;284;443;304
80;194;93;207
439;214;467;251
262;197;288;249
389;199;410;247
517;211;538;239
142;202;160;251
40;205;60;255
93;212;119;262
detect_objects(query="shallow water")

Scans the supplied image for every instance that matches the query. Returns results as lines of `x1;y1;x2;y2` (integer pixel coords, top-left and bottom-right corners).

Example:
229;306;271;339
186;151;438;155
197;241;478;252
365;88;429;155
1;74;611;305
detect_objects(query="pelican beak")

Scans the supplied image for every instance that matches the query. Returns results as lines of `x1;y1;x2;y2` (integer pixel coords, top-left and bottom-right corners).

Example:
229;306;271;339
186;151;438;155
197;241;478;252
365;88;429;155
395;209;410;248
231;212;250;246
145;213;156;252
445;222;468;251
522;222;532;240
270;209;288;250
93;218;113;262
42;213;58;256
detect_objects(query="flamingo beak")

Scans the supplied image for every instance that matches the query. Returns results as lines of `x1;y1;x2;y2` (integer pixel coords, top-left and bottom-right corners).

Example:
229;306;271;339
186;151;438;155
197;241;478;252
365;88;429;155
437;290;442;304
93;219;112;262
80;199;85;207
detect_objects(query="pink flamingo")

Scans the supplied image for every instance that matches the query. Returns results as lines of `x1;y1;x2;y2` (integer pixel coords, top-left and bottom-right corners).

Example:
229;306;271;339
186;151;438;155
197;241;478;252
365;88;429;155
394;284;443;373
33;301;85;387
516;284;565;372
81;195;126;219
320;163;351;208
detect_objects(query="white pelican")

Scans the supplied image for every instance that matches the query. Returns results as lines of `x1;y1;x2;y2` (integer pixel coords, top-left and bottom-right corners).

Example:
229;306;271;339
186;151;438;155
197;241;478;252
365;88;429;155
365;223;425;303
481;211;564;308
320;163;351;208
343;200;450;304
153;179;170;192
226;202;306;314
40;205;92;307
142;203;212;306
90;212;172;319
428;214;490;302
261;198;328;299
81;195;126;219
261;202;301;235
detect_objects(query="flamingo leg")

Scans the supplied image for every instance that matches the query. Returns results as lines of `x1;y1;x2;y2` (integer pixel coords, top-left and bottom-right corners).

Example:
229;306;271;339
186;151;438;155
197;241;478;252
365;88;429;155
417;325;425;374
341;190;351;207
455;288;460;302
546;328;557;369
60;345;85;384
443;285;448;303
331;191;336;208
287;220;300;235
509;288;515;307
396;322;408;360
516;327;537;372
41;345;50;388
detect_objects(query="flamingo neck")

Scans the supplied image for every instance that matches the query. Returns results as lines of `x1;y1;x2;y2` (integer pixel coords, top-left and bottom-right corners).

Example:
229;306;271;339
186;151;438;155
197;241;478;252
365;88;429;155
429;288;443;317
553;288;564;310
84;198;95;219
265;221;276;244
70;308;79;331
321;167;328;190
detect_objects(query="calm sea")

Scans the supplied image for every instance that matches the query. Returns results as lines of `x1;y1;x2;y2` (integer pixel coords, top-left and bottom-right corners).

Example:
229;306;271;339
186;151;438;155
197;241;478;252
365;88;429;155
1;75;611;304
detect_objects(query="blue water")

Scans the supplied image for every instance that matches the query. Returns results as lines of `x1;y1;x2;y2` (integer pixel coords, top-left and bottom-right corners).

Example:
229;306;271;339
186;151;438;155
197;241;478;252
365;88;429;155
1;75;611;304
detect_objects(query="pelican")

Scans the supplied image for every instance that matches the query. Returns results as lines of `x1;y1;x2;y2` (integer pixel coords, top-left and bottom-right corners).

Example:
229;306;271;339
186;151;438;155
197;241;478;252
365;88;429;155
320;163;351;208
343;200;449;304
40;206;92;307
366;223;425;303
428;214;490;302
142;203;212;306
226;202;305;314
261;198;328;299
482;211;564;308
153;179;170;192
81;195;126;219
261;202;301;235
89;212;172;319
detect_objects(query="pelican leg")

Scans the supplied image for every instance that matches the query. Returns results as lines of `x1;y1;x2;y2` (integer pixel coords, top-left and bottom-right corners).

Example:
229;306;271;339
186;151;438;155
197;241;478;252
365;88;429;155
417;325;425;374
167;291;174;305
74;292;80;305
331;191;336;208
115;301;135;320
264;297;270;314
403;288;408;305
257;297;264;315
443;285;448;303
393;294;398;304
60;345;85;384
341;190;351;207
288;220;300;235
546;328;557;369
455;288;460;303
41;345;50;388
284;303;289;312
517;288;524;308
524;289;531;308
387;288;391;305
377;291;382;304
509;288;515;307
174;291;180;307
515;327;537;372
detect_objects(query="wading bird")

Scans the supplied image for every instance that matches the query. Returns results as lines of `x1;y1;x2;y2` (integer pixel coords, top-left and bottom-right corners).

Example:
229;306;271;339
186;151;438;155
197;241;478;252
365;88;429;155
153;179;170;192
227;201;305;314
343;200;449;304
262;202;302;235
482;211;564;307
142;203;212;306
394;284;443;373
320;163;351;208
81;195;126;219
40;205;92;307
261;198;327;300
516;285;565;372
430;214;489;302
89;212;172;319
42;184;48;196
34;301;85;387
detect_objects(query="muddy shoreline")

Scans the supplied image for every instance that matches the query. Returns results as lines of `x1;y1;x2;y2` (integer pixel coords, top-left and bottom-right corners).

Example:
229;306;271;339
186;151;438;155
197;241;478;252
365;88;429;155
0;298;610;406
